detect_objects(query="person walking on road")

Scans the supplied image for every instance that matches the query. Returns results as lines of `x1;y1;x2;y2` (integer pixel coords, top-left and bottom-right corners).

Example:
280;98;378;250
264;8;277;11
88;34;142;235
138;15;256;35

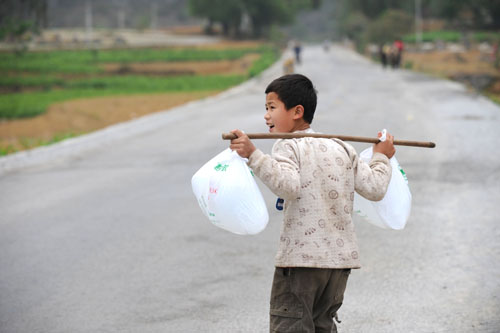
393;38;404;68
293;40;302;65
380;43;390;68
229;74;395;332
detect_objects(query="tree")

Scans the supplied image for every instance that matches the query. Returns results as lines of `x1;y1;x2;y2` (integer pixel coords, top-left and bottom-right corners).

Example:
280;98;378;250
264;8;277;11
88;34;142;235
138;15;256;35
0;0;48;41
339;0;414;19
189;0;244;37
243;0;293;38
188;0;319;38
434;0;500;29
365;9;413;44
0;0;48;48
339;11;368;41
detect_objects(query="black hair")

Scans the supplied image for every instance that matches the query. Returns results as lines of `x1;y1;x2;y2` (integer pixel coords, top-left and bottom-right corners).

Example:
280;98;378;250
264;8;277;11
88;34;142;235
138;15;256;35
265;74;317;124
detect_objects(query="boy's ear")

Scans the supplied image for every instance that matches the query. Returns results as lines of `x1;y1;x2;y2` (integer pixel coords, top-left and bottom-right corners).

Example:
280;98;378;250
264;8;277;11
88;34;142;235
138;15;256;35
293;105;305;120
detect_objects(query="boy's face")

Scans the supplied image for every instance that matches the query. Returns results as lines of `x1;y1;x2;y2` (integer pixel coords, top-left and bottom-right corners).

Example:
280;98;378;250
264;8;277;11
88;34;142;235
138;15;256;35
264;92;298;133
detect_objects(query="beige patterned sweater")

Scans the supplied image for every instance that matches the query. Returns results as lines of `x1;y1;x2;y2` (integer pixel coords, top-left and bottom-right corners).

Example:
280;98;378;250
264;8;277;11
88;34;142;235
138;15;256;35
247;129;391;269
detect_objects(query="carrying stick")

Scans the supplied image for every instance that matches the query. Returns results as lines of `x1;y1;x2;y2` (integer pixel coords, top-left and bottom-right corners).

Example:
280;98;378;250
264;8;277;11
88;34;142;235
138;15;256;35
222;132;435;148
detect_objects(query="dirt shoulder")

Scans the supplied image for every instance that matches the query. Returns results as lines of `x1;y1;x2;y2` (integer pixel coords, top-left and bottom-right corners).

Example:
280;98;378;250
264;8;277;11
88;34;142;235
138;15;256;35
402;49;500;102
0;91;219;153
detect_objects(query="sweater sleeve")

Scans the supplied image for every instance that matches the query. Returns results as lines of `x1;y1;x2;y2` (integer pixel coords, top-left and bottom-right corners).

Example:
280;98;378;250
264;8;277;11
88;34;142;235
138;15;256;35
353;150;392;201
336;141;391;201
247;140;300;200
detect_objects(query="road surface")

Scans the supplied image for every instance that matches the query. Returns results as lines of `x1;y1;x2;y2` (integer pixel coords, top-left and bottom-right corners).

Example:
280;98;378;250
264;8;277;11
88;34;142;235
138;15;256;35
1;45;499;332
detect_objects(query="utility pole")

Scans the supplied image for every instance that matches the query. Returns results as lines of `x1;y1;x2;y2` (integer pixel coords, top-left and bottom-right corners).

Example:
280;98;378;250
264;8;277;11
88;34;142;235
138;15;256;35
85;0;93;42
415;0;423;51
150;2;158;30
116;0;127;30
118;9;126;29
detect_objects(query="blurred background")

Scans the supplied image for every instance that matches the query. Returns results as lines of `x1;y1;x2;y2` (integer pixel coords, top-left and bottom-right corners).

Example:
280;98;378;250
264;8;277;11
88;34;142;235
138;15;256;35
0;0;499;156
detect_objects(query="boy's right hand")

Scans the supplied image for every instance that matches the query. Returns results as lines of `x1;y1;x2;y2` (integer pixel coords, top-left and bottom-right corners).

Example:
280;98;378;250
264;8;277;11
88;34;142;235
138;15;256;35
230;129;256;159
373;131;396;159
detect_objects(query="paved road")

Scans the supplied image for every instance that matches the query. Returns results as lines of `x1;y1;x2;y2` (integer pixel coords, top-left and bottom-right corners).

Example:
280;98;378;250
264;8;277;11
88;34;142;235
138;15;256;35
1;45;499;333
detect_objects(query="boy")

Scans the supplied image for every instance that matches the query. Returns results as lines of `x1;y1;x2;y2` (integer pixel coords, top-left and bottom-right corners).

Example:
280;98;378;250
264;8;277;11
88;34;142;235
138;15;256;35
230;74;395;332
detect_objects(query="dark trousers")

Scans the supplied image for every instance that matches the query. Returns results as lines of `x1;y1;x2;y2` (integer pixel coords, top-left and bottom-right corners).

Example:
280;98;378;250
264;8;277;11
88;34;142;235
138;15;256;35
269;267;351;333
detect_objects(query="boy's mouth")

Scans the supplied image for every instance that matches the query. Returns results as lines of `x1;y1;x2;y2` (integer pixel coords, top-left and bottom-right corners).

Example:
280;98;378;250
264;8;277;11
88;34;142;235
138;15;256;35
268;124;275;132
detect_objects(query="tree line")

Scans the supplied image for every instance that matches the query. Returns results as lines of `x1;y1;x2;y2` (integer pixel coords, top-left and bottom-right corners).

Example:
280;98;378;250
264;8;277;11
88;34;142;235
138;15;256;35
0;0;48;41
1;0;498;43
0;0;320;41
188;0;320;38
334;0;500;49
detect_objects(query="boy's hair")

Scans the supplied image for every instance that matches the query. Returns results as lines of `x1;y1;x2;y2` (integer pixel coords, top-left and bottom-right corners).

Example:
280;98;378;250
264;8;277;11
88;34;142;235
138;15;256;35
265;74;317;124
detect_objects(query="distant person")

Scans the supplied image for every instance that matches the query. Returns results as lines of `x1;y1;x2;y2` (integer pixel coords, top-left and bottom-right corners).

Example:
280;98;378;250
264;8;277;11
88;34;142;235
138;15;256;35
389;45;397;69
492;41;499;68
229;74;395;332
389;43;402;69
283;57;294;74
380;43;390;68
393;39;404;68
323;39;330;52
293;41;302;65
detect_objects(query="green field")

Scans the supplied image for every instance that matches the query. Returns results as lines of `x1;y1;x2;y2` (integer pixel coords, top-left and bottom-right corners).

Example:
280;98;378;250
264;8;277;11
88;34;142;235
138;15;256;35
403;30;500;43
0;44;279;119
0;46;271;73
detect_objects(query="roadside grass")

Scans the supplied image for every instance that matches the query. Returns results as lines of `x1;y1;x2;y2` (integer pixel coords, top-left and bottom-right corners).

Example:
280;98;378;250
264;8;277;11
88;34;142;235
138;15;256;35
403;30;461;43
248;47;278;77
0;145;16;156
403;30;500;43
486;92;500;105
0;132;80;156
473;31;500;43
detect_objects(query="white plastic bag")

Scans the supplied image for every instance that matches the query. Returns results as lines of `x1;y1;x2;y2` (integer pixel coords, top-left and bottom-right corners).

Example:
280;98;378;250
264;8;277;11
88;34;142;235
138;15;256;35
191;148;269;235
353;147;412;230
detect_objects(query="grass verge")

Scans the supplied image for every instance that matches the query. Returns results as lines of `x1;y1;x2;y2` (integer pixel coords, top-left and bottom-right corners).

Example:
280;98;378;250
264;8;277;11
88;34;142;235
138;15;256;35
403;30;500;44
0;132;80;156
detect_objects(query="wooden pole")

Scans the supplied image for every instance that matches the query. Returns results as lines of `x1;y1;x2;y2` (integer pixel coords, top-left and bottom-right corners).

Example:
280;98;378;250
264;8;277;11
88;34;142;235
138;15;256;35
222;132;436;148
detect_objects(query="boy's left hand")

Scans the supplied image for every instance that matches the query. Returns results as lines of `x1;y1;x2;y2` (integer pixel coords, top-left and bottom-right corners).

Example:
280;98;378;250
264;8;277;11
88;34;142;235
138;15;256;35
373;131;396;159
230;129;256;158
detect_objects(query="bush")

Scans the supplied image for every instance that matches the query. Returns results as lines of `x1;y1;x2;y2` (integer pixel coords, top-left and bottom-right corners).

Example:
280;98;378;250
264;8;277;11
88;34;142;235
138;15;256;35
404;61;413;69
341;12;369;41
365;9;413;44
402;30;461;43
473;31;500;43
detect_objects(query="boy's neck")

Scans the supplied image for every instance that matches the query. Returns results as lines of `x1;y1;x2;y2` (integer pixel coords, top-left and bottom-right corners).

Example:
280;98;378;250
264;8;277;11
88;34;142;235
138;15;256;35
290;121;310;133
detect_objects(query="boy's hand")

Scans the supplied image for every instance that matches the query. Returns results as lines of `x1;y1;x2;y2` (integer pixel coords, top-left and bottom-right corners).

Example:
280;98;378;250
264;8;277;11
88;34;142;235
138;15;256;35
230;129;256;158
373;131;396;159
